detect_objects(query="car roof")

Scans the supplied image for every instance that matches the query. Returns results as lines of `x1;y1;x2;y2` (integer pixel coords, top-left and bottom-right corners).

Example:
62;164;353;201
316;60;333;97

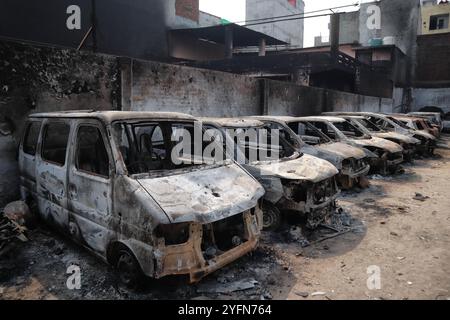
248;115;298;123
296;116;346;123
29;110;196;124
333;115;366;120
198;117;265;128
388;115;421;121
409;112;440;116
324;112;383;117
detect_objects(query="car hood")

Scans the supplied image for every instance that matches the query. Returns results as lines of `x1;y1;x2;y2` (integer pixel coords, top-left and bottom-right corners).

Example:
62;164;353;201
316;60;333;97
414;130;436;141
247;154;338;183
373;132;420;145
348;137;403;153
301;144;344;170
316;142;367;160
137;163;265;224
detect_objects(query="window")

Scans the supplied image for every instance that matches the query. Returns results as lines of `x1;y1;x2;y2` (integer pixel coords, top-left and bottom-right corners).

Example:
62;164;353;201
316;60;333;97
415;121;425;130
369;117;395;130
289;122;330;144
430;14;449;30
308;122;336;140
114;121;215;175
42;123;70;166
332;120;365;138
76;126;110;178
356;118;381;132
23;122;41;156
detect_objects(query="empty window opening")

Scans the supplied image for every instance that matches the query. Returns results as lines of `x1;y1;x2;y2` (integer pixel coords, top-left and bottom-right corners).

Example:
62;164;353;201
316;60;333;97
76;126;110;178
23;122;41;156
41;123;70;166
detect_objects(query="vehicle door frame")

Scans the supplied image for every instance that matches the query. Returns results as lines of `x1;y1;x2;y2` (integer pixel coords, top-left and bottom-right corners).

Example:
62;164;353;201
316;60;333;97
35;118;72;231
19;119;43;203
67;118;116;255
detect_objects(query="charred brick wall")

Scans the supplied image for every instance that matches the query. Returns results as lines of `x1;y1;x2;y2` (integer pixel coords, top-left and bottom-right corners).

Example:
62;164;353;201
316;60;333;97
0;40;120;206
265;80;393;117
0;39;394;207
129;59;263;117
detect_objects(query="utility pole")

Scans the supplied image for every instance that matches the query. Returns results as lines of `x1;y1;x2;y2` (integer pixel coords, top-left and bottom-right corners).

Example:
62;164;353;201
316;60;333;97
91;0;97;52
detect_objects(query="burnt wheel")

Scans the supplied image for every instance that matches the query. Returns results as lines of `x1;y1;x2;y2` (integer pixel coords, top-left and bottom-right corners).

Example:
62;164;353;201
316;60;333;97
262;203;282;231
116;249;143;289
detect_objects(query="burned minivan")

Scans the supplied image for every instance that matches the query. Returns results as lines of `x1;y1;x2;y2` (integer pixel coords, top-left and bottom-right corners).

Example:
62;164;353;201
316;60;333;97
18;111;265;286
200;118;340;231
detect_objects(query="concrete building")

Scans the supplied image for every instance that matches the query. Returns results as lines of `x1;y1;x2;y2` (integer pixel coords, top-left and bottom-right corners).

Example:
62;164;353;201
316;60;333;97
0;0;229;61
311;0;421;110
246;0;305;47
412;1;450;114
420;0;450;35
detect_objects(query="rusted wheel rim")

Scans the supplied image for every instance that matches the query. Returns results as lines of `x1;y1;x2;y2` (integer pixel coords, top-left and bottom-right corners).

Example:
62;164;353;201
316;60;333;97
262;205;281;230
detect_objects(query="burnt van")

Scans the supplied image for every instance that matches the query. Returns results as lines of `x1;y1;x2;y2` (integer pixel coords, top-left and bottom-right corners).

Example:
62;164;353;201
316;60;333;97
19;111;265;287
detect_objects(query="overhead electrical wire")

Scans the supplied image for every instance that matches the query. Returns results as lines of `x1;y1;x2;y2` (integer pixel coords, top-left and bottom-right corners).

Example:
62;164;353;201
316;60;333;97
229;2;360;26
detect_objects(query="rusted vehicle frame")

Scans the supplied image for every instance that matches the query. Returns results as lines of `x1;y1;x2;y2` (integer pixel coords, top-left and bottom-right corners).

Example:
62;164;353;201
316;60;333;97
324;112;434;157
199;117;340;230
408;112;443;134
385;115;437;155
250;116;371;189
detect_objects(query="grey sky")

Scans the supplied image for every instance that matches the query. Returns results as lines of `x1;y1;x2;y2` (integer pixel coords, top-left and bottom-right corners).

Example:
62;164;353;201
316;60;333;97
200;0;361;47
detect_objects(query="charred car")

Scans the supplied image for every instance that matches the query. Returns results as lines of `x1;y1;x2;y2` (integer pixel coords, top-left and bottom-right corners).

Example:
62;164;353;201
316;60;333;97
200;118;340;231
324;112;420;162
325;112;435;157
408;112;443;135
296;117;403;175
384;114;437;155
391;114;440;138
249;116;370;190
18;111;265;286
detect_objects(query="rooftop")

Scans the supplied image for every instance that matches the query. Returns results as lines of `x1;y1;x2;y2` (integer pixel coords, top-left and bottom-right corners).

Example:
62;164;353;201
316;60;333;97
296;116;347;123
170;23;288;47
29;111;195;123
199;117;265;128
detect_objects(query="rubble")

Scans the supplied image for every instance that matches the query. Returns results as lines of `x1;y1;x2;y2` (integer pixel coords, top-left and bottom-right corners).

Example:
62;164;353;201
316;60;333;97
0;206;28;257
3;201;33;227
413;193;430;201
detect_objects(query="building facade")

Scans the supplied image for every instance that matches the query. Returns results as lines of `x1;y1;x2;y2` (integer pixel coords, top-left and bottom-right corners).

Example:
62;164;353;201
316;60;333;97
246;0;305;47
420;0;450;35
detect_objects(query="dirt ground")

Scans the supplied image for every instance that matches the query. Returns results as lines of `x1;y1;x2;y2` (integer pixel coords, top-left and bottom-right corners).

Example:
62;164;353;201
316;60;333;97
1;136;449;301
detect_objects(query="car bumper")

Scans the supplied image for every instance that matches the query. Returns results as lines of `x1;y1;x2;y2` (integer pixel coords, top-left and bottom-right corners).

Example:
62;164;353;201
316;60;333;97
341;164;371;179
154;211;261;283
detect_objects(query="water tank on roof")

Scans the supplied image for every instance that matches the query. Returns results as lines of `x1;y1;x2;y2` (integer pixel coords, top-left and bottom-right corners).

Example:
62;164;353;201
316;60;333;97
369;38;383;46
383;36;396;45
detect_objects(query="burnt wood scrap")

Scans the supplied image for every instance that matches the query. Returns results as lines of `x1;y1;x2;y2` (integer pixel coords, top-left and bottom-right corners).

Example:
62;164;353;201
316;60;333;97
0;204;29;257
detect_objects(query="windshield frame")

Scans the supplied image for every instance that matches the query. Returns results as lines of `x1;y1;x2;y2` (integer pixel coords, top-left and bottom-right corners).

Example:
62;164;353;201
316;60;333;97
215;123;301;165
111;119;231;177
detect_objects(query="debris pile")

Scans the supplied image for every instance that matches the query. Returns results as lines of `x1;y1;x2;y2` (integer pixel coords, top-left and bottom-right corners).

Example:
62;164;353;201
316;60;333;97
0;201;30;256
